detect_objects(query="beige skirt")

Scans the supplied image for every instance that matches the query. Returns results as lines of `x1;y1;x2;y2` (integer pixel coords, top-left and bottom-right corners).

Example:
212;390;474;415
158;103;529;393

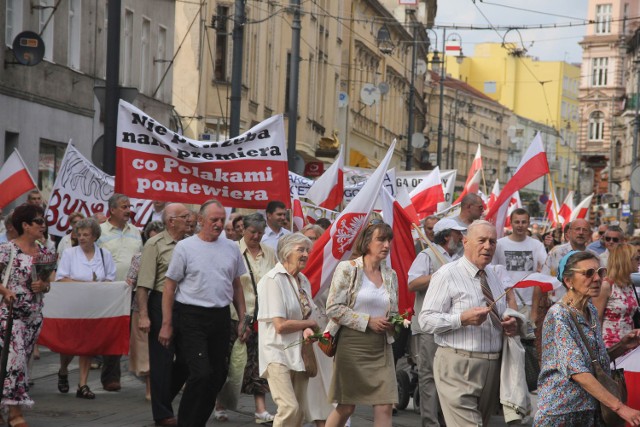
328;327;397;405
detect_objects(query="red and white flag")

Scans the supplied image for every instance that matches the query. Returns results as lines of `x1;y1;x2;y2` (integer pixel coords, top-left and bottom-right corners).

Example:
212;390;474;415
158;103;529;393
292;187;305;232
305;146;344;210
558;191;574;223
303;141;396;297
545;186;560;227
396;185;420;226
485;133;549;236
616;347;640;412
570;193;594;221
39;281;131;356
0;150;37;209
486;179;500;212
410;167;445;218
512;273;561;293
453;168;482;205
505;192;522;228
379;187;417;312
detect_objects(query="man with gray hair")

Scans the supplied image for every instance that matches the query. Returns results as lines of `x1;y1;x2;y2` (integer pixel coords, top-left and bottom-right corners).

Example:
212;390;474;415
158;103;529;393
420;220;517;427
408;218;465;427
451;194;485;229
136;203;191;427
159;200;248;427
98;193;143;392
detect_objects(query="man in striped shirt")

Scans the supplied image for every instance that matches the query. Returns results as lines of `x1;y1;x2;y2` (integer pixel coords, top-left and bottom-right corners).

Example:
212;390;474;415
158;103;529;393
419;220;518;427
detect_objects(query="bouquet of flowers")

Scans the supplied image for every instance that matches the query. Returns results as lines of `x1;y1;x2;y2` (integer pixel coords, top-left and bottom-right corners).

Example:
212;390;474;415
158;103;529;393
31;252;57;282
389;308;414;335
284;331;331;349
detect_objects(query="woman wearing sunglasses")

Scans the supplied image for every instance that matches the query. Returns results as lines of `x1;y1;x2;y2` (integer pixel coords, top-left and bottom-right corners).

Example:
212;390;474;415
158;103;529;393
0;204;54;427
324;220;398;427
592;244;640;350
534;251;640;426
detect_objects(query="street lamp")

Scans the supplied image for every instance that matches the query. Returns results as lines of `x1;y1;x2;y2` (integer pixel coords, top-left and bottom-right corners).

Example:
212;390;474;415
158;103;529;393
427;29;464;168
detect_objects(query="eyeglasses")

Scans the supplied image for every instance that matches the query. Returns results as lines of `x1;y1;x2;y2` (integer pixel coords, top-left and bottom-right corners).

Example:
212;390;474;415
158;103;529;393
604;236;620;243
31;218;45;225
366;219;384;229
570;267;607;279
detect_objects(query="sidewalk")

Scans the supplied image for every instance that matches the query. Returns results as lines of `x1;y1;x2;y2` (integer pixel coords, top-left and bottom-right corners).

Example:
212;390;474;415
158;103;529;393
23;347;516;426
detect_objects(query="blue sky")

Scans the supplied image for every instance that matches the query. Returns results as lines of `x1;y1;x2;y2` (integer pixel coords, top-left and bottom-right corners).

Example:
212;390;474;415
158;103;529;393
435;0;588;64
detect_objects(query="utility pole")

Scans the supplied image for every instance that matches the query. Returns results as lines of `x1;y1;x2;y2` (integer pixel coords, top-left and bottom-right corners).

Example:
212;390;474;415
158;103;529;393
629;60;640;233
287;0;301;169
229;0;246;138
436;28;446;168
103;0;121;175
406;10;417;171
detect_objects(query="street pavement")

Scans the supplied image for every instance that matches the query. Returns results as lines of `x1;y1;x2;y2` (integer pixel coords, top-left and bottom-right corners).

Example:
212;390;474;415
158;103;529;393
22;347;528;426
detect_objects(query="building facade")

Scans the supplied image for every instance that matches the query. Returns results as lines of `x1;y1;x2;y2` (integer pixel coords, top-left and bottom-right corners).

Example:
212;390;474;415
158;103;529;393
1;0;176;200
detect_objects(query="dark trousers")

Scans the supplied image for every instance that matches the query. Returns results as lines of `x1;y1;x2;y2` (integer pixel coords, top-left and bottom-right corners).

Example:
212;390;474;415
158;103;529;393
175;302;230;427
101;356;121;385
148;291;188;422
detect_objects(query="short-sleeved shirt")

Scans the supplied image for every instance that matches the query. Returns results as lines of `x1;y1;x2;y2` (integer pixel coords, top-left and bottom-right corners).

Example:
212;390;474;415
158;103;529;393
165;234;246;308
257;262;315;377
98;221;143;281
136;230;179;293
260;226;291;250
492;236;547;306
56;244;116;282
536;302;609;415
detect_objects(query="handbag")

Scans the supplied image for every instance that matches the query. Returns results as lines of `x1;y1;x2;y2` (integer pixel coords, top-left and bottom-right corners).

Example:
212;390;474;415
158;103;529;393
630;284;640;329
563;304;627;427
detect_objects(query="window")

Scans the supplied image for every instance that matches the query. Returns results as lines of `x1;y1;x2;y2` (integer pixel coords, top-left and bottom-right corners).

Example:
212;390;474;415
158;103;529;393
39;0;54;61
615;140;622;166
122;9;134;85
595;4;612;34
4;132;19;161
38;140;66;201
5;0;23;48
140;18;151;94
588;111;605;141
591;57;608;87
156;25;168;101
214;6;230;81
67;0;81;69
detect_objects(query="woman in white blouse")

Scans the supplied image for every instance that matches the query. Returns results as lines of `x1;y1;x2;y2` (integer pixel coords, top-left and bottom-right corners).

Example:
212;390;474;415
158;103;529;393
257;233;318;427
55;218;116;399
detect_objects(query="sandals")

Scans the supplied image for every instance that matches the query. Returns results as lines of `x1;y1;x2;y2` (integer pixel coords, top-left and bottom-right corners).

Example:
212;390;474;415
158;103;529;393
7;416;28;427
57;371;69;394
254;411;274;424
213;409;228;422
76;385;96;399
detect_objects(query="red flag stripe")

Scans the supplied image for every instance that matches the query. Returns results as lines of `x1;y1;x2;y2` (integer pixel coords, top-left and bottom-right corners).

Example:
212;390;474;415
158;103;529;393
0;169;36;209
39;316;130;356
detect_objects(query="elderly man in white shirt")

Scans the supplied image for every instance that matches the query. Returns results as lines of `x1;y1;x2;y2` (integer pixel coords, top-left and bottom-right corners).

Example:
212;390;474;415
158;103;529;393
419;220;518;427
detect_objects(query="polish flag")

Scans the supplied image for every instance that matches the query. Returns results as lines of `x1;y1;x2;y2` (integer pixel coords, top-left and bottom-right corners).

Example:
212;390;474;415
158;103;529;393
0;150;37;209
379;187;416;312
305;146;344;210
453;168;482;205
292;188;305;231
558;191;574;223
486;179;500;212
545;186;560;227
39;281;131;356
410;167;445;217
616;347;640;412
303;141;397;297
485;133;549;236
512;273;561;293
570;193;594;221
505;192;522;228
396;185;420;226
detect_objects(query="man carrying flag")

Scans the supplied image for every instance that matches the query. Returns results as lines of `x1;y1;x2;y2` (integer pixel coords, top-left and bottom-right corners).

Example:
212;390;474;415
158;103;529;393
408;218;465;427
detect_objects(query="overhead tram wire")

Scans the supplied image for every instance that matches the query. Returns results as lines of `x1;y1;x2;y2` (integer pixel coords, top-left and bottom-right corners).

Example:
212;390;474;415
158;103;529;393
477;1;590;21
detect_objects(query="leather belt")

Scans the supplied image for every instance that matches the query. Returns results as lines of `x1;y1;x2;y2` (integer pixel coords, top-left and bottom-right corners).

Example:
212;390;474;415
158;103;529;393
441;346;501;360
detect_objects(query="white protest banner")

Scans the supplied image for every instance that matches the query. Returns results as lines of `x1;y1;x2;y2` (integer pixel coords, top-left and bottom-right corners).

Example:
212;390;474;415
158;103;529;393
396;169;456;208
289;171;314;197
301;201;340;224
116;100;290;208
45;144;153;237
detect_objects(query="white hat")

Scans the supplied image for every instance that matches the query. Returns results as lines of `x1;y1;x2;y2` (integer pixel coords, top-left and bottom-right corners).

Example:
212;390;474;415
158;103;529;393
433;218;467;235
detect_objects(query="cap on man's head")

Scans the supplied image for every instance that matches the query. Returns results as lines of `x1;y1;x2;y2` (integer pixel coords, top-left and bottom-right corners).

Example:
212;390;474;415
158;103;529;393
433;218;467;235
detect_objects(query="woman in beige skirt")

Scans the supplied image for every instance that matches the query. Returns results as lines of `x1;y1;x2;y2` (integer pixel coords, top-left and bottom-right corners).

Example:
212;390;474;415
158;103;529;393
325;220;398;427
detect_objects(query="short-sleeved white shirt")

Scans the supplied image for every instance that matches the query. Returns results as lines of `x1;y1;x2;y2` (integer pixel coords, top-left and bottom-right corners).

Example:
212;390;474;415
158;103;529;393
56;244;117;282
257;263;314;377
165;234;246;307
260;226;291;251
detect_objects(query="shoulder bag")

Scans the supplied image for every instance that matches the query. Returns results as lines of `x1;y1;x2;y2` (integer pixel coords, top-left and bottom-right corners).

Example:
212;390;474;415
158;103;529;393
318;261;358;357
242;252;260;331
562;304;627;427
285;275;317;378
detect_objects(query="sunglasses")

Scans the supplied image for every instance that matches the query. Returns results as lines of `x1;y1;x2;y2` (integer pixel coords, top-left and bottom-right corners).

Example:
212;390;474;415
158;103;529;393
30;218;46;225
367;219;384;228
604;236;620;243
570;267;607;279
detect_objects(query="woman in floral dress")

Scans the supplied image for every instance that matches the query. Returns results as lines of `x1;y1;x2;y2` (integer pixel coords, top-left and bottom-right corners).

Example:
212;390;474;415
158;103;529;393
0;204;54;427
534;251;640;426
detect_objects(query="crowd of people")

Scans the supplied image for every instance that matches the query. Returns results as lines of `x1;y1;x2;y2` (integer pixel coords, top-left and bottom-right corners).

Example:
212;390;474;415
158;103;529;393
0;191;639;427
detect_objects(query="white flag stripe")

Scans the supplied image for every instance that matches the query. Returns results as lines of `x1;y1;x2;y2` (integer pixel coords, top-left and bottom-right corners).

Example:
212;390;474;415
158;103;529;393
43;281;132;319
